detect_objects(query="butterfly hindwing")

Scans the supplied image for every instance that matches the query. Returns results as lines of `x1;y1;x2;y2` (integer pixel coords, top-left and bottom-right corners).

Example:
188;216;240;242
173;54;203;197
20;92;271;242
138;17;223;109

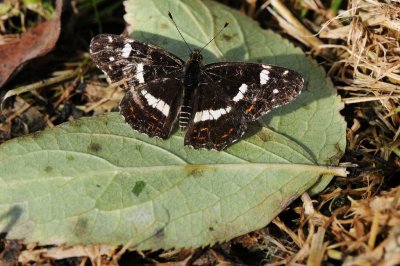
119;77;184;139
90;34;184;88
184;63;303;150
184;103;247;150
203;62;304;120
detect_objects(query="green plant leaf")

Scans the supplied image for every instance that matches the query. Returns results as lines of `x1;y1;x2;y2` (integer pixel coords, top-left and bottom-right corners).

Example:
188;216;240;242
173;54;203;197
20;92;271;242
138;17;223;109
0;0;347;249
0;113;346;249
0;3;12;16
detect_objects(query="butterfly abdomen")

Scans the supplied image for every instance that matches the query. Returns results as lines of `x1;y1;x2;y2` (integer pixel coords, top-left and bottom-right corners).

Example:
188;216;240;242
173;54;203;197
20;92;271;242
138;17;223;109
179;103;191;131
179;56;202;131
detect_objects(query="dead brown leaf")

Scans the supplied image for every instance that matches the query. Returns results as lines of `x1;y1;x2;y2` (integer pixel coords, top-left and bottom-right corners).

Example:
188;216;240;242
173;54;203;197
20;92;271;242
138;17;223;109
0;0;63;89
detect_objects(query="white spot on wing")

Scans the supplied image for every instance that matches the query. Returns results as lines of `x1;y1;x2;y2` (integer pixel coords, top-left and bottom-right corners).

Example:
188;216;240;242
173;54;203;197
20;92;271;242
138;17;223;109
193;107;232;123
147;95;158;106
233;92;243;102
162;104;170;116
209;110;220;119
141;89;170;116
201;111;211;121
109;56;115;62
156;101;165;113
233;83;248;102
194;111;203;123
239;84;248;94
107;36;113;43
260;69;270;85
283;70;289;75
136;63;145;83
273;89;279;94
121;43;132;58
262;64;271;69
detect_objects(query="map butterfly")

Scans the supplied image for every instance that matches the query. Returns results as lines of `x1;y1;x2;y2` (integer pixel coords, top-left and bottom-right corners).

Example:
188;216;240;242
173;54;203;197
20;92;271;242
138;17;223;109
89;15;304;150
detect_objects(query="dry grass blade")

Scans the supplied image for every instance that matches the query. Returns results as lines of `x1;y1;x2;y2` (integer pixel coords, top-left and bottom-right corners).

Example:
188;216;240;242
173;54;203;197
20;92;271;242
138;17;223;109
307;227;327;266
266;0;323;48
321;1;400;100
1;70;79;105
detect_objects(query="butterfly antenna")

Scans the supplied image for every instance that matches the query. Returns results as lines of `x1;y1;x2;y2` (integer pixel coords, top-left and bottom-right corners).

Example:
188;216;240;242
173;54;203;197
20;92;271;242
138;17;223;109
168;12;192;53
200;22;229;52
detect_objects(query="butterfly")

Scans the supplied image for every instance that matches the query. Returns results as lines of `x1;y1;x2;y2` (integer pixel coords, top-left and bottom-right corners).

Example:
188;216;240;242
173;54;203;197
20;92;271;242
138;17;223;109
89;29;303;150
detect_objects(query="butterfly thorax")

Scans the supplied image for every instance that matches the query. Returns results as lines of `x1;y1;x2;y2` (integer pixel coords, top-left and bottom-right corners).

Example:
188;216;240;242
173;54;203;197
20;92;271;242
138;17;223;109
183;49;203;87
179;49;204;131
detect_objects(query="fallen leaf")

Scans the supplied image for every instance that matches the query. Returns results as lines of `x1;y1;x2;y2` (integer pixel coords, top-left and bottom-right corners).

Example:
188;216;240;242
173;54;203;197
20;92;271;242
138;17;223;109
0;0;63;89
0;113;347;250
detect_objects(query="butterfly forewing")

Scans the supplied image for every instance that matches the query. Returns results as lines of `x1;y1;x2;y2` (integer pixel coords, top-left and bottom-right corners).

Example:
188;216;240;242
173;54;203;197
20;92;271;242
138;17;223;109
184;63;303;150
203;63;304;120
90;34;184;88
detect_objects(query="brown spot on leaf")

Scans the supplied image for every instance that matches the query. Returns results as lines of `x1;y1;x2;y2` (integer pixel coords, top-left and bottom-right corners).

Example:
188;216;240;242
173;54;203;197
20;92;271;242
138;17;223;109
184;164;214;177
88;142;102;153
74;217;88;237
154;227;165;238
256;130;273;142
160;22;169;29
222;34;232;41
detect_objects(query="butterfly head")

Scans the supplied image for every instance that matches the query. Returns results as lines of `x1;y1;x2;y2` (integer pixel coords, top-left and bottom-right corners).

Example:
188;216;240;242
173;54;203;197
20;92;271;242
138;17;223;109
189;49;203;63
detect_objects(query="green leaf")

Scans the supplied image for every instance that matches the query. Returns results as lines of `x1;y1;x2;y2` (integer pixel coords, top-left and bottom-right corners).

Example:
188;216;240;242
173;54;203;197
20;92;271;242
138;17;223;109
23;0;55;19
0;0;347;249
0;3;12;16
0;113;346;249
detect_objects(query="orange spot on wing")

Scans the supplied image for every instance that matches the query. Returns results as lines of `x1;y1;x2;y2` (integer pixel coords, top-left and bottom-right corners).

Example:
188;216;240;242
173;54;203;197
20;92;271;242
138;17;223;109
245;105;255;113
221;128;234;139
200;127;208;132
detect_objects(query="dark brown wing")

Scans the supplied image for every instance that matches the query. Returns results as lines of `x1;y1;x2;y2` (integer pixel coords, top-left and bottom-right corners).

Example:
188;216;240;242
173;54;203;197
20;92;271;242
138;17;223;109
90;34;184;88
120;78;183;139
